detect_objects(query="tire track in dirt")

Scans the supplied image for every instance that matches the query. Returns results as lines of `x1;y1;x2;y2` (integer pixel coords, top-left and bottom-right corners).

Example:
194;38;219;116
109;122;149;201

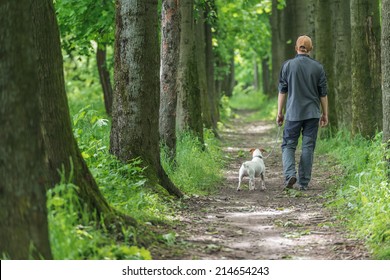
152;110;370;260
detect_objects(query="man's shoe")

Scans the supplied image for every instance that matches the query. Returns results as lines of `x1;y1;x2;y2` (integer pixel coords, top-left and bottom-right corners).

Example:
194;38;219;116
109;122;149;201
284;176;297;190
299;185;308;191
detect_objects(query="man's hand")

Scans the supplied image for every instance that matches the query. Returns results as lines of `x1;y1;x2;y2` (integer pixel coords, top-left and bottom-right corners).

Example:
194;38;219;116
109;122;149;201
277;113;284;127
320;114;328;127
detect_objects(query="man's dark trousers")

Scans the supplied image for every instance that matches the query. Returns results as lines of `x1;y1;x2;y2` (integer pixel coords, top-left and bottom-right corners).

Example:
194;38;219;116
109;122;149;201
281;118;319;188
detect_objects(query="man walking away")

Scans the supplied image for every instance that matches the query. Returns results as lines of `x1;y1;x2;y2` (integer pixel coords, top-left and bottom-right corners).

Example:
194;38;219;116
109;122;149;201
277;35;328;191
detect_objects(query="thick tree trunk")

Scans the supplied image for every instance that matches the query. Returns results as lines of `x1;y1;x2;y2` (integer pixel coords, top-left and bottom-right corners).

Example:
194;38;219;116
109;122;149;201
383;0;390;178
205;0;219;130
96;43;114;117
332;0;352;129
195;10;213;130
0;0;52;259
383;0;390;144
315;0;337;129
271;0;288;92
177;0;204;142
351;0;382;138
284;0;316;59
160;0;181;161
111;0;182;198
33;0;128;224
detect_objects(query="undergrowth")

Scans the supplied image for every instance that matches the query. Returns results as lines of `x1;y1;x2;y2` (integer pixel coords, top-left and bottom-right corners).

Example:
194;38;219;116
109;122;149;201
317;130;390;259
161;129;224;195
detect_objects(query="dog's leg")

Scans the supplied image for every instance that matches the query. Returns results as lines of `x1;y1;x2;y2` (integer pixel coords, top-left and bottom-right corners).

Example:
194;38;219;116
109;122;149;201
237;168;243;191
249;169;256;191
249;177;256;191
260;173;266;191
237;179;242;191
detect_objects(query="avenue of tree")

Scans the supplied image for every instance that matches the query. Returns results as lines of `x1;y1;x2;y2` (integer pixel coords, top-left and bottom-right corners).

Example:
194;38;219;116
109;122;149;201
1;0;389;259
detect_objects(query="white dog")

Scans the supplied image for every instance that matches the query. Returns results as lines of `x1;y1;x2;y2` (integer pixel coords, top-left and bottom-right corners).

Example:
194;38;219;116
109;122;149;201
237;148;266;191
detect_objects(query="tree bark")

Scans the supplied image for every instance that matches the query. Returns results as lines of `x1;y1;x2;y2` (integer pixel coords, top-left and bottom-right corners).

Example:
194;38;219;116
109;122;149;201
271;0;288;92
253;58;260;91
33;0;129;224
332;0;352;129
96;43;114;117
111;0;182;198
315;0;337;129
0;0;52;259
351;0;382;138
160;0;181;161
284;0;316;59
195;9;213;129
383;0;390;144
261;58;271;96
205;1;219;130
177;0;204;142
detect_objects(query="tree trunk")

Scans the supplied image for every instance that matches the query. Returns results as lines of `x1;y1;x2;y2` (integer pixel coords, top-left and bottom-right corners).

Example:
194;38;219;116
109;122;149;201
315;0;337;129
218;52;235;98
0;0;52;259
253;58;260;91
383;0;390;178
383;0;390;144
111;0;182;198
195;9;213;129
205;1;219;131
284;0;316;59
96;43;114;117
332;0;352;129
33;0;129;224
177;0;204;142
261;58;271;95
160;0;181;161
351;0;382;138
271;0;288;92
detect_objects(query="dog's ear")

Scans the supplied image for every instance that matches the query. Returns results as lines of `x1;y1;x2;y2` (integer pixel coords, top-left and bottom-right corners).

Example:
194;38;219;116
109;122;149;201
260;148;267;153
249;148;256;154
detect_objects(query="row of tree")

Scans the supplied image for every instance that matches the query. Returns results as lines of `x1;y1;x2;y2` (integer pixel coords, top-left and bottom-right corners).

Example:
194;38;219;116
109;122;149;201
0;0;220;260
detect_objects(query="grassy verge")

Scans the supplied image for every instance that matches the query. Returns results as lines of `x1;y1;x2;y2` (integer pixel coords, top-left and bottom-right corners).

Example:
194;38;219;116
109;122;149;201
317;131;390;259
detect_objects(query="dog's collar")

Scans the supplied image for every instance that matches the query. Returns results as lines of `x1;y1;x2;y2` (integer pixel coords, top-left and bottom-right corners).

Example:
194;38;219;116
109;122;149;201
254;155;263;159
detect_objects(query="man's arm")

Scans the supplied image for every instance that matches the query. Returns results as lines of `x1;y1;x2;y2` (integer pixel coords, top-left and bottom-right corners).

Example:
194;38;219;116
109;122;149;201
277;92;287;126
320;96;328;127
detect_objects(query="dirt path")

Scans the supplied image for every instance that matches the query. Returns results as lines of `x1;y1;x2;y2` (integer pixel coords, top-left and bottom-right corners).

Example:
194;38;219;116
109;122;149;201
152;110;370;260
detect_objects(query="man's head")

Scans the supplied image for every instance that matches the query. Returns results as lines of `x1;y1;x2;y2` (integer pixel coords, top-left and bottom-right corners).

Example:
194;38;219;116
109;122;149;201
295;35;313;54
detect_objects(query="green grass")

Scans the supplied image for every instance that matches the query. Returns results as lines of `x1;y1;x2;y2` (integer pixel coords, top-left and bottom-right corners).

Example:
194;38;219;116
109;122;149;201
317;130;390;259
161;129;224;195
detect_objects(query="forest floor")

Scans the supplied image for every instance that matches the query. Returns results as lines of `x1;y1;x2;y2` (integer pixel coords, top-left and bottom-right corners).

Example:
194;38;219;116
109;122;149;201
151;109;371;260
